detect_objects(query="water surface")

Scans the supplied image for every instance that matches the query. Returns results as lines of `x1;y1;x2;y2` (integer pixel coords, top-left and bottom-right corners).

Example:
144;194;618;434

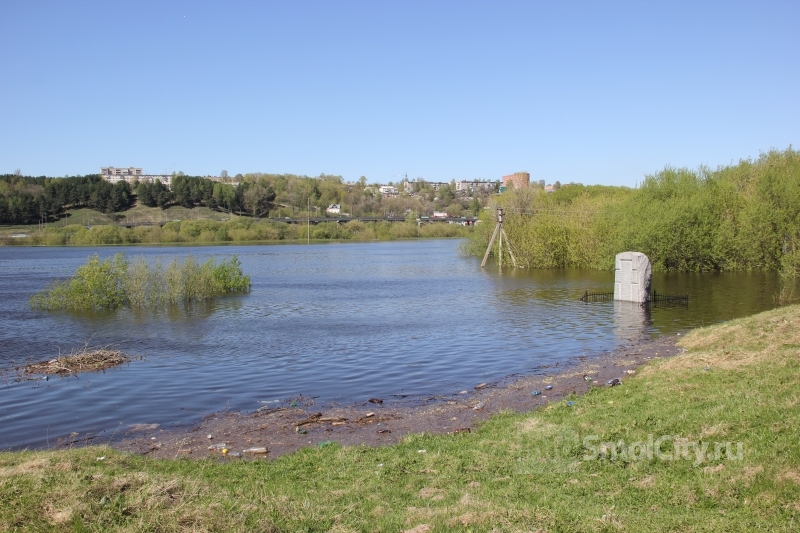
0;240;786;449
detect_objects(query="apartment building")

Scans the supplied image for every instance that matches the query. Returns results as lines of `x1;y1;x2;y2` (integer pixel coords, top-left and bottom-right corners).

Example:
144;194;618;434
100;167;171;188
502;172;530;189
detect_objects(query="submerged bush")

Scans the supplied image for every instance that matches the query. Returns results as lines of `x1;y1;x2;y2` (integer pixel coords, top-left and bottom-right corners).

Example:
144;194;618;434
30;253;128;310
30;253;250;311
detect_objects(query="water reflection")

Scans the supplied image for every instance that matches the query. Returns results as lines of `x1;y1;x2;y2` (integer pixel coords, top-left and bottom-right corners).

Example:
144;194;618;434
613;301;651;344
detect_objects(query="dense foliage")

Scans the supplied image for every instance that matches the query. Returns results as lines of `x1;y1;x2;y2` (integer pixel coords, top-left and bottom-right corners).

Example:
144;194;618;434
30;253;251;311
0;174;133;224
466;147;800;273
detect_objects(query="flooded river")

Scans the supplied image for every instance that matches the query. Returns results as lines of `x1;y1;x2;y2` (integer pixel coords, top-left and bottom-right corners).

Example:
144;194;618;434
0;240;787;449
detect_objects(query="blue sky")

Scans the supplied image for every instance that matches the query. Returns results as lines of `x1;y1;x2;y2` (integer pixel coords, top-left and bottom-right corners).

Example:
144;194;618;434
1;0;797;186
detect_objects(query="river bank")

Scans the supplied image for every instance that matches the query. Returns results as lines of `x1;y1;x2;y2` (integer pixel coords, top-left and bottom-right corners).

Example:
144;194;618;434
2;305;798;531
111;335;682;460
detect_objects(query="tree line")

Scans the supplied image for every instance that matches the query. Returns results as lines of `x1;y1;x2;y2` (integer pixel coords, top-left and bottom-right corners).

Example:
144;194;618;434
134;173;493;219
1;169;495;226
135;176;276;217
0;174;133;225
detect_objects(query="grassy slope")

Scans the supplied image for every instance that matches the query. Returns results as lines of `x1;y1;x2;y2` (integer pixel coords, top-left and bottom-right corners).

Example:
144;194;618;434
1;306;799;532
119;204;235;224
0;209;118;236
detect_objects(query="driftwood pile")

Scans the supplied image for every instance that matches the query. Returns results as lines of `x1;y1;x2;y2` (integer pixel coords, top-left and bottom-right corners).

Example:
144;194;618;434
23;345;131;375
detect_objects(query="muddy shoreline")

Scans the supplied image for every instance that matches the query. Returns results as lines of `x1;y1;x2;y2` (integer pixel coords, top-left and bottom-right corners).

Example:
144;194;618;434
97;335;682;460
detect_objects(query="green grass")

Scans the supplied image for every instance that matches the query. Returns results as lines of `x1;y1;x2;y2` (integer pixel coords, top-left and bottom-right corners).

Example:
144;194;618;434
2;306;799;531
121;204;235;224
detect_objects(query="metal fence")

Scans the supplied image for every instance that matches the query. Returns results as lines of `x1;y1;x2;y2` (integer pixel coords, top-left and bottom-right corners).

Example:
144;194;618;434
646;290;689;308
579;289;689;307
579;291;614;303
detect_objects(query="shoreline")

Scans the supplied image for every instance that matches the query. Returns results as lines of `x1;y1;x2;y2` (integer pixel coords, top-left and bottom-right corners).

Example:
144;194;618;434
109;334;682;460
3;305;796;531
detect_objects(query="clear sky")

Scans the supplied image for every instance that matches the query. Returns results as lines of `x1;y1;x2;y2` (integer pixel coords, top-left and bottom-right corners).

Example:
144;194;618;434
1;0;797;186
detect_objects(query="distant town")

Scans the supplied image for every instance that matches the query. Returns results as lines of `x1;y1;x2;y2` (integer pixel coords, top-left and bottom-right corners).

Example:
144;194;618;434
0;166;572;227
100;167;565;195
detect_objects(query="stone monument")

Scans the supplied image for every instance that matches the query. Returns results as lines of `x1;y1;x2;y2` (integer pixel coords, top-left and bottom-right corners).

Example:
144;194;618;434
613;251;652;303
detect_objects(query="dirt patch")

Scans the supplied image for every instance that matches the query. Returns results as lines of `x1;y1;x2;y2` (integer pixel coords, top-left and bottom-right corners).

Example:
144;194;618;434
419;487;446;500
448;511;497;527
44;505;72;525
742;466;764;479
701;423;730;438
636;475;657;488
401;525;431;533
104;336;681;460
703;464;726;474
0;458;49;478
777;470;800;484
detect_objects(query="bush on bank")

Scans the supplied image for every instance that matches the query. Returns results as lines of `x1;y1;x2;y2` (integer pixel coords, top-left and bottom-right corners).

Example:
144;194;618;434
29;253;251;311
465;147;800;273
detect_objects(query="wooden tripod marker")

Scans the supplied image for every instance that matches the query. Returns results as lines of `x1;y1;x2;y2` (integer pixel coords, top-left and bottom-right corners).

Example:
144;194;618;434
481;207;518;268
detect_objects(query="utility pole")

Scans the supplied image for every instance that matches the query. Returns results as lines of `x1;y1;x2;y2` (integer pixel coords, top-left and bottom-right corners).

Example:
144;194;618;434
481;207;518;269
307;197;310;244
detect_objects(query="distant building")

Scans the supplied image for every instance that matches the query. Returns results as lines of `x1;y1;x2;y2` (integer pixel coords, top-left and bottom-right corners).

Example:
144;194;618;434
502;172;530;189
379;185;398;197
456;181;498;193
101;167;172;189
326;204;341;215
142;175;172;188
202;175;240;186
101;166;142;178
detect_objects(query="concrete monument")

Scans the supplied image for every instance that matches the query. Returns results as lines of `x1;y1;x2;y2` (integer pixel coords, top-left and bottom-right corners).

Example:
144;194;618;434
613;251;652;303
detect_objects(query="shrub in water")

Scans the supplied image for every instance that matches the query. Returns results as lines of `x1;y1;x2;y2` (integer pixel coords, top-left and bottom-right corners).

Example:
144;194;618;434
30;253;128;311
30;253;250;311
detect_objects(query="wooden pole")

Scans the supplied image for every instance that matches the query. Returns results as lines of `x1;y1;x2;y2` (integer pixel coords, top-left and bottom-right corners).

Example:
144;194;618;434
481;207;519;269
501;227;518;267
498;224;503;269
480;223;500;267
